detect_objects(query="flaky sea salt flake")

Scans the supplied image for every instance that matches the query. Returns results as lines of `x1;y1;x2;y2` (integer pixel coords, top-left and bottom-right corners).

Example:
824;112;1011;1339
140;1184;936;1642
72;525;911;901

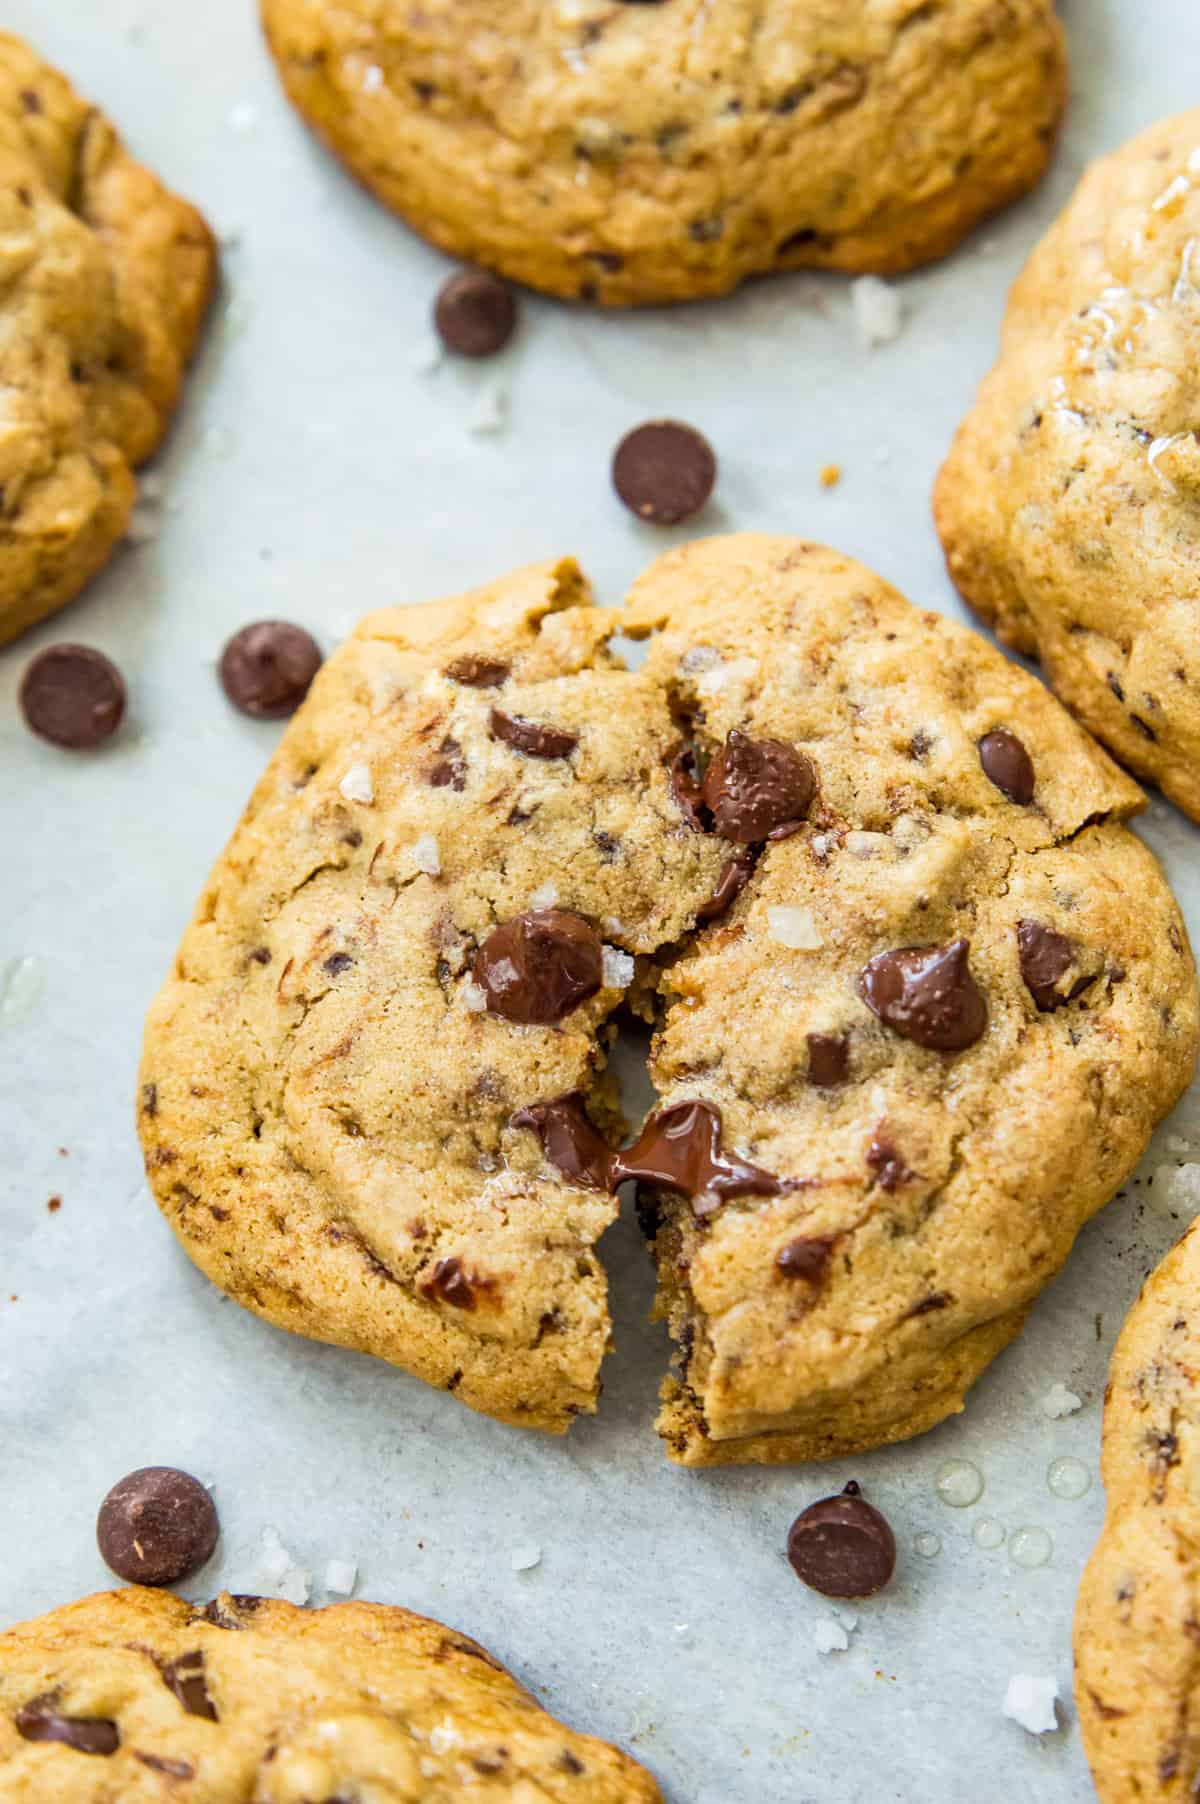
325;1558;358;1596
812;1618;850;1654
767;906;823;951
412;834;441;876
1003;1674;1059;1735
602;946;635;989
1041;1382;1082;1420
851;275;904;348
511;1544;542;1572
339;762;374;805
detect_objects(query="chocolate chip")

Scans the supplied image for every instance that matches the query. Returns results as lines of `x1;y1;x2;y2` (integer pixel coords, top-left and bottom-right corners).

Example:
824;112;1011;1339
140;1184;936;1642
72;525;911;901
701;731;816;843
787;1484;896;1598
697;854;754;923
434;268;517;357
978;729;1035;805
427;735;466;790
866;1125;912;1191
19;644;125;749
96;1466;219;1586
15;1696;119;1756
613;1099;787;1215
512;1094;615;1190
859;938;987;1052
473;910;603;1024
807;1032;848;1087
419;1256;487;1310
669;745;707;828
19;89;42;114
612;420;716;525
218;621;322;719
1017;920;1094;1011
489;709;579;759
161;1652;218;1722
444;655;510;687
134;1753;195;1778
776;1236;833;1281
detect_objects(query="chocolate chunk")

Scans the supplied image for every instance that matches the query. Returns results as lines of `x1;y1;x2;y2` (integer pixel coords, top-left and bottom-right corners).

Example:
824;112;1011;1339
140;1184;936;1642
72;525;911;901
1017;920;1093;1011
978;729;1035;805
807;1032;848;1087
489;709;579;759
701;731;816;843
786;1483;897;1598
419;1256;485;1310
434;268;517;357
776;1236;833;1281
134;1753;195;1778
612;420;716;525
512;1094;615;1190
866;1125;912;1191
19;644;125;749
161;1652;218;1722
473;909;603;1024
323;952;353;976
669;746;707;828
96;1466;219;1586
427;735;466;790
218;621;322;719
859;938;987;1052
613;1100;786;1215
697;854;754;923
15;1696;119;1755
444;654;509;688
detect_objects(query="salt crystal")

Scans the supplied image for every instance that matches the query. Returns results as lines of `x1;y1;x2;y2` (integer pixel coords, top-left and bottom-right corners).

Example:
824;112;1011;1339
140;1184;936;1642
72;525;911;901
469;381;508;436
259;1527;292;1582
767;905;823;951
463;981;487;1013
325;1558;357;1596
412;834;441;876
339;763;374;805
1149;1162;1200;1213
812;1618;850;1654
530;882;559;909
845;831;886;859
851;275;903;348
258;1527;311;1605
511;1544;542;1572
1041;1382;1082;1420
276;1565;311;1606
1002;1674;1059;1735
429;1724;462;1754
602;945;635;989
679;646;720;675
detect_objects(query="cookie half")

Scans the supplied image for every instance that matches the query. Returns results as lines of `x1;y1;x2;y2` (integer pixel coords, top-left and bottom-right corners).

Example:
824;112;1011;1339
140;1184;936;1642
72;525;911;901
260;0;1066;305
935;111;1200;819
0;1587;661;1799
0;34;215;647
1075;1218;1200;1800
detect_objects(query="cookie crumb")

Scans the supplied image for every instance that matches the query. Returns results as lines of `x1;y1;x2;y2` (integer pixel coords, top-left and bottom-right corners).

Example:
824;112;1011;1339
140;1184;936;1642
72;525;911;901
46;1196;61;1213
1041;1381;1082;1419
819;463;842;489
1002;1674;1059;1735
339;762;375;805
851;275;903;348
325;1557;358;1596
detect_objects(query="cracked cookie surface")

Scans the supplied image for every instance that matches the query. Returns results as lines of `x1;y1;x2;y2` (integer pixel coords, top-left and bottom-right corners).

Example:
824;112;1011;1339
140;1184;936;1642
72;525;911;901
0;33;215;646
259;0;1065;305
0;1588;661;1801
935;110;1200;820
1075;1218;1200;1802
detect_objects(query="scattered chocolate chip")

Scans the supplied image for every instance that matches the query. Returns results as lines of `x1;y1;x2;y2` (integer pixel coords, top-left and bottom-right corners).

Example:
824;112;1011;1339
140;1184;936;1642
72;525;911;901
909;729;933;761
806;1032;848;1087
444;654;510;688
776;1236;833;1281
96;1467;219;1586
218;621;322;719
322;952;353;976
701;731;816;843
512;1094;616;1190
19;644;125;749
427;735;466;790
786;1483;897;1598
489;709;579;759
161;1652;218;1722
612;420;716;525
978;729;1035;805
434;268;517;357
859;938;987;1052
1017;920;1094;1011
614;1099;787;1215
905;1291;950;1318
473;909;603;1024
669;745;707;828
866;1125;912;1191
419;1256;487;1310
697;854;754;923
134;1752;195;1778
15;1696;119;1756
20;88;42;114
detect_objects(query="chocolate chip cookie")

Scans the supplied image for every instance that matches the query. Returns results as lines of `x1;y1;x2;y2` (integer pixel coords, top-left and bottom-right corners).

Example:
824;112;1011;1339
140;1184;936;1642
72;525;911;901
0;1587;661;1799
259;0;1066;306
1075;1217;1200;1800
0;34;215;646
139;536;1197;1460
935;111;1200;820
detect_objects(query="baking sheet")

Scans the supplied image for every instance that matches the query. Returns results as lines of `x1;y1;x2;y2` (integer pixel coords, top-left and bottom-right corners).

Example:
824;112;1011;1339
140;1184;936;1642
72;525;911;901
2;2;1198;1797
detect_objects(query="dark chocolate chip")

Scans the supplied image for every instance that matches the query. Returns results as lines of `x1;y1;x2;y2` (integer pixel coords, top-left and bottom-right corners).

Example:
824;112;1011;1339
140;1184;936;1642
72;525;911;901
161;1652;218;1722
134;1753;195;1778
419;1256;487;1310
427;735;466;789
20;89;42;114
96;1466;218;1586
978;729;1035;805
323;952;353;976
786;1484;897;1598
19;644;125;749
612;420;716;525
218;621;322;719
697;854;754;923
512;1094;616;1190
613;1099;787;1215
701;731;816;843
859;938;987;1052
473;909;603;1024
15;1696;119;1755
1017;920;1093;1011
776;1236;833;1281
807;1032;848;1087
444;655;510;688
489;709;579;759
866;1125;912;1191
434;268;517;357
669;745;707;828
